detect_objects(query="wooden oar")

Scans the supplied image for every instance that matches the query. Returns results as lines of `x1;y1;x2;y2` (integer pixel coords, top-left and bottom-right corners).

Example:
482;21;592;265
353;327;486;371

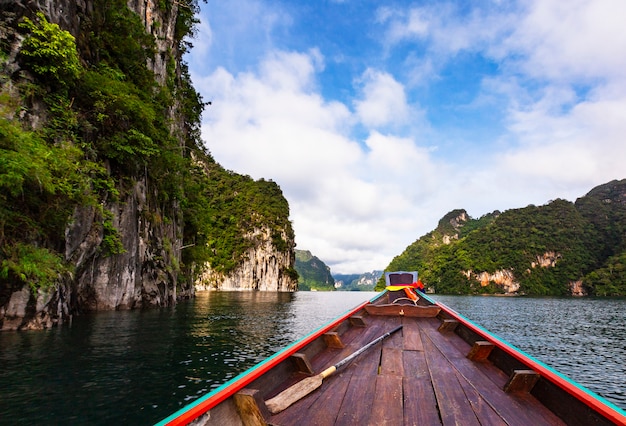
265;324;403;414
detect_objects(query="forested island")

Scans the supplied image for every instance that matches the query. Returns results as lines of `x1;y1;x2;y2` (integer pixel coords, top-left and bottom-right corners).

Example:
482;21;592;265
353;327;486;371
378;179;626;296
0;1;297;330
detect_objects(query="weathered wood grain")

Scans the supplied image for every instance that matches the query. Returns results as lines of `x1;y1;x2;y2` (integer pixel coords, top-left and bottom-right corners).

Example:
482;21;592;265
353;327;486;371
402;349;441;425
368;375;403;426
364;304;441;317
402;317;424;351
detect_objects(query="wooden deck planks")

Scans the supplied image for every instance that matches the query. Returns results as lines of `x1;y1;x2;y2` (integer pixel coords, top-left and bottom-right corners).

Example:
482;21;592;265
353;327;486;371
334;374;378;426
291;370;354;425
402;317;424;351
421;334;482;426
269;359;356;425
453;370;509;426
420;317;566;426
368;375;404;426
334;337;384;425
402;349;441;425
381;316;403;347
267;312;570;426
380;347;404;376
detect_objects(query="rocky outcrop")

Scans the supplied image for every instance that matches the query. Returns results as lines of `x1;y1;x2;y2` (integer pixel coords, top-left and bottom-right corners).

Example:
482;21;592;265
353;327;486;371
0;1;188;330
0;282;73;330
462;252;575;295
196;228;297;291
66;179;183;311
449;210;468;230
531;251;562;269
440;210;468;244
355;273;380;288
463;269;520;294
569;280;588;296
442;234;458;245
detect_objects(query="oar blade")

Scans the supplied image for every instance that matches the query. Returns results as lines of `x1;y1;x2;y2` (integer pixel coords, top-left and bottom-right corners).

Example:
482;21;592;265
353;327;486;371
266;374;323;414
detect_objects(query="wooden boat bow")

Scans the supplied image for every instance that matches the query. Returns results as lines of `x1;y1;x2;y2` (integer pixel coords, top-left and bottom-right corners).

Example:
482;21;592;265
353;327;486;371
157;283;626;426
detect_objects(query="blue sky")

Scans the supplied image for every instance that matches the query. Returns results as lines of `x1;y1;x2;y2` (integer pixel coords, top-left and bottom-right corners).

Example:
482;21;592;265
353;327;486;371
186;0;626;274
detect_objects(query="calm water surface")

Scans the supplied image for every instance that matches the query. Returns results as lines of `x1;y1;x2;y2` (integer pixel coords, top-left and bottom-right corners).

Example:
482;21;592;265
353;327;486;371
0;291;374;425
0;292;624;425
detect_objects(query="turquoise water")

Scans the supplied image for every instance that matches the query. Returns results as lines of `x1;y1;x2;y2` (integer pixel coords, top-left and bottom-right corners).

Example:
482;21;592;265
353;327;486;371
0;291;624;424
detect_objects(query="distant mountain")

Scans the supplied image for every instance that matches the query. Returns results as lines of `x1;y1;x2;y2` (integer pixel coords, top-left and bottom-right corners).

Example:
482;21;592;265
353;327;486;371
334;271;383;291
379;179;626;296
294;250;335;291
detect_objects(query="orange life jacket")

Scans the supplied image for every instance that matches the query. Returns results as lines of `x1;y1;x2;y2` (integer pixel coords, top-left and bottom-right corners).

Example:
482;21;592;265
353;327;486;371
403;287;418;301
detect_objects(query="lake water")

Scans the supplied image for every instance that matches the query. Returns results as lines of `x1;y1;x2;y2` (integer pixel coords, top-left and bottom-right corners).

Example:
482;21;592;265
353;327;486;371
0;291;624;425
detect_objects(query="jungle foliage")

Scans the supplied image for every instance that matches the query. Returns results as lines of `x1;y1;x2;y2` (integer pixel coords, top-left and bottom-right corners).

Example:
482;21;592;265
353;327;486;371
294;250;335;291
182;154;294;275
1;1;293;293
379;180;626;296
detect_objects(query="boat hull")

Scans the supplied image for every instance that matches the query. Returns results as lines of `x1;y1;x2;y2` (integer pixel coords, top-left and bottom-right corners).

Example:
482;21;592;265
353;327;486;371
157;291;626;426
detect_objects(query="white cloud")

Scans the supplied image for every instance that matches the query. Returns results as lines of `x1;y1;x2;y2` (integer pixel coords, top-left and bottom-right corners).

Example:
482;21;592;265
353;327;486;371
501;0;626;82
485;0;626;195
379;2;514;57
354;69;411;129
388;7;430;41
194;50;446;273
189;0;626;274
500;85;626;186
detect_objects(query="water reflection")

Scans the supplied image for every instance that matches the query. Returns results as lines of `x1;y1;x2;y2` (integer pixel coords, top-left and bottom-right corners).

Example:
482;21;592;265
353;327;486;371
175;292;296;394
0;290;374;425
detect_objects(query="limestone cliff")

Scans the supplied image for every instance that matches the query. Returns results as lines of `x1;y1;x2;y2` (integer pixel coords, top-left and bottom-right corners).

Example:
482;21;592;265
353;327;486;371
66;180;183;311
196;227;297;291
461;252;564;295
462;269;520;294
0;0;190;330
0;1;297;331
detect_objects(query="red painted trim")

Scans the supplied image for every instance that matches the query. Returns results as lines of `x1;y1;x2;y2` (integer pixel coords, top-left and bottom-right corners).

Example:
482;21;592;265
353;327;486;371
435;301;626;425
163;299;372;426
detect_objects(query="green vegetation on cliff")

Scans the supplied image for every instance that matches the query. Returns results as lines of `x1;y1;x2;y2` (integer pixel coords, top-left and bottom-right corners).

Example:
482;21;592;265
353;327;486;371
0;2;294;296
379;180;626;296
295;250;334;291
334;271;382;291
293;249;381;291
183;157;295;275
